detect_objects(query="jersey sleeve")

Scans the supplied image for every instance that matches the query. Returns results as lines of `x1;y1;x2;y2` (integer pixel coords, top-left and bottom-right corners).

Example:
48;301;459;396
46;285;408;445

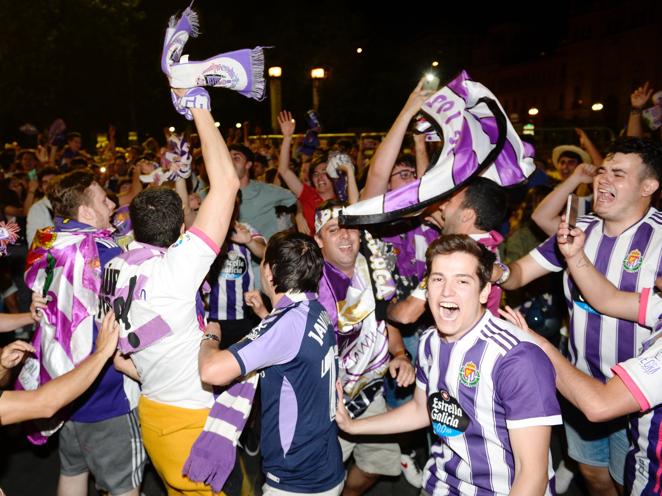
495;342;562;429
529;234;565;273
612;337;662;412
228;307;305;376
159;227;220;300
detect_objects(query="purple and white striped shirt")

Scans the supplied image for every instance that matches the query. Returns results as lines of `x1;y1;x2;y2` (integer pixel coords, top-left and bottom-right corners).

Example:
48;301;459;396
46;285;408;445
208;223;263;321
530;208;662;381
611;289;662;496
416;312;561;495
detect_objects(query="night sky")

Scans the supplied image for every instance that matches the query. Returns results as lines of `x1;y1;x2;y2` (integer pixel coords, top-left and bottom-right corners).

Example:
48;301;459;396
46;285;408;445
0;0;582;146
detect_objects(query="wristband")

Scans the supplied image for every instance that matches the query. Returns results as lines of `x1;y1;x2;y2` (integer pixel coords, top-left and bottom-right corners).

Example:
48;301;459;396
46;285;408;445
630;107;643;115
393;349;413;361
494;261;510;285
201;333;220;344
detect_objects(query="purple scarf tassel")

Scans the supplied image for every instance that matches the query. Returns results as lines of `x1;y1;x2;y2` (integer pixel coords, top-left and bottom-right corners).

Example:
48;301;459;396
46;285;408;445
182;374;258;492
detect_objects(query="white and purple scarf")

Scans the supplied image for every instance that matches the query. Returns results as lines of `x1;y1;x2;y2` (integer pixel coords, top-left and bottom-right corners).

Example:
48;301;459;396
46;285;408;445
161;3;266;101
18;222;139;444
340;70;535;225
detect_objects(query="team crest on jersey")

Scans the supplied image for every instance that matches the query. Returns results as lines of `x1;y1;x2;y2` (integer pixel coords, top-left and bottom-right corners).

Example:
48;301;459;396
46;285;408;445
623;249;643;273
459;361;480;387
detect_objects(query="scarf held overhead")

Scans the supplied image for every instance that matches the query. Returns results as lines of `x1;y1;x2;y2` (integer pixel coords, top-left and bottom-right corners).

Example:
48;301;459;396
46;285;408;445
340;70;536;225
161;3;266;101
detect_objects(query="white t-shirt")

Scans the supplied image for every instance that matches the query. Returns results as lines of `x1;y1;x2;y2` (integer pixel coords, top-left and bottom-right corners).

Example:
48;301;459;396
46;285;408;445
104;227;219;409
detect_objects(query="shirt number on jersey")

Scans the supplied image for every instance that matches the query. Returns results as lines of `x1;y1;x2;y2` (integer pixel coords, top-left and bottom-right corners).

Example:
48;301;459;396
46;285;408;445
321;347;337;421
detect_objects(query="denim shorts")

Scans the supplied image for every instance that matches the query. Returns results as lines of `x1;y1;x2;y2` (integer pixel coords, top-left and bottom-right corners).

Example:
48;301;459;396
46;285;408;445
564;415;629;484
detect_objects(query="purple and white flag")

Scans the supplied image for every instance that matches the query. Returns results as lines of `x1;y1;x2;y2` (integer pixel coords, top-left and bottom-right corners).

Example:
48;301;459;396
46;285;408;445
162;3;266;101
18;224;138;444
340;70;535;225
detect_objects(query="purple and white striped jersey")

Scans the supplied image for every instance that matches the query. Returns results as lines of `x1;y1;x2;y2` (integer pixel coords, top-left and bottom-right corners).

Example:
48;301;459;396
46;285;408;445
530;208;662;381
208;223;263;321
611;289;662;496
416;312;561;496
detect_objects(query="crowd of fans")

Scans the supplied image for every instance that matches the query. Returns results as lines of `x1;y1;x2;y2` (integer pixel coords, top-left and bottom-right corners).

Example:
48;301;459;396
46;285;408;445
0;75;661;496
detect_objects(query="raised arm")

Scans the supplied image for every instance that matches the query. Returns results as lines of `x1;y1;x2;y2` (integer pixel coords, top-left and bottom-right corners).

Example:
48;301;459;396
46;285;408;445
413;132;430;179
361;80;431;200
627;82;653;138
276;111;303;197
557;221;639;321
575;128;603;166
0;311;120;425
118;162;143;207
188;103;240;247
531;163;596;236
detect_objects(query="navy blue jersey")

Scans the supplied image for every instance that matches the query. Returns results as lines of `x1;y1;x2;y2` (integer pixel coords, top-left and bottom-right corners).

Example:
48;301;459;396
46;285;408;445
228;292;344;492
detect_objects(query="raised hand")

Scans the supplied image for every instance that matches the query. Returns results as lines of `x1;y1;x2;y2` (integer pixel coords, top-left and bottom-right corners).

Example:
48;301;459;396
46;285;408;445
557;218;586;258
631;82;654;110
402;78;436;117
570;162;598;184
278;111;296;137
244;290;268;319
230;223;252;245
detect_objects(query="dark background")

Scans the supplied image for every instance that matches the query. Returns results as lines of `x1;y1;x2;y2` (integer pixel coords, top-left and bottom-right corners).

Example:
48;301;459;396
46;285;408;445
0;0;660;148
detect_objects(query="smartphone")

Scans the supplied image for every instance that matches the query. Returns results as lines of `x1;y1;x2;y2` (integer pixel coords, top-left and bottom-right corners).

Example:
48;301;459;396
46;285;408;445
565;194;579;229
27;169;38;181
422;73;440;92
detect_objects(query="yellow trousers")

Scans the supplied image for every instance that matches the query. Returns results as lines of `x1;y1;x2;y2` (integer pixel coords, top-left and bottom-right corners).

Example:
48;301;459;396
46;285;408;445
138;395;223;496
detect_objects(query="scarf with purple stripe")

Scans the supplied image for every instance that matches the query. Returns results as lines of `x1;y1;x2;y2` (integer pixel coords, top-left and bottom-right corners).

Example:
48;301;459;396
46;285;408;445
319;254;390;401
18;220;114;444
340;70;535;225
162;3;266;101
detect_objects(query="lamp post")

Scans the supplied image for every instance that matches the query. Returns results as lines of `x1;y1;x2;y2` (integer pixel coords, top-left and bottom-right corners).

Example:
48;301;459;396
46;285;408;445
268;66;282;133
311;68;325;111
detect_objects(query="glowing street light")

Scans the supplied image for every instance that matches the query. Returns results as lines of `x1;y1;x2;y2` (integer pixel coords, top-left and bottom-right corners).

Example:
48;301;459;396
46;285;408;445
214;121;220;128
168;126;175;132
527;107;539;116
356;48;363;54
311;68;326;110
235;122;242;129
268;67;283;132
432;61;439;67
591;102;604;111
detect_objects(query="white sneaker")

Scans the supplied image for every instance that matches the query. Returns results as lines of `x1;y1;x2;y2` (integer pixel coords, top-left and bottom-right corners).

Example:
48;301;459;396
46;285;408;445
400;451;423;488
555;460;574;494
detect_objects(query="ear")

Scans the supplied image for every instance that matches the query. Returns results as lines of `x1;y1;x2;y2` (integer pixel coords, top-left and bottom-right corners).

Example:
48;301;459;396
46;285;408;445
245;161;253;171
460;208;475;226
76;204;93;224
641;177;659;198
479;282;491;305
314;234;324;249
180;223;185;234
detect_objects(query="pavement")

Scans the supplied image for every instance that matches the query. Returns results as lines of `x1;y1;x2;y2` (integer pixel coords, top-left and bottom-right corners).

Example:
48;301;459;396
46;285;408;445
0;423;591;495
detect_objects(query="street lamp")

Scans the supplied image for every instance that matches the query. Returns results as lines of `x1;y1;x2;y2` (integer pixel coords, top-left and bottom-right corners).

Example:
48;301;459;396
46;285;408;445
311;68;326;111
528;107;539;116
591;103;604;111
268;66;282;132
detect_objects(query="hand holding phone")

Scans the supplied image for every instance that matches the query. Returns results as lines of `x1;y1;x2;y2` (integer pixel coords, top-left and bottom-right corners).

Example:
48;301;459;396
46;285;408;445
564;194;579;243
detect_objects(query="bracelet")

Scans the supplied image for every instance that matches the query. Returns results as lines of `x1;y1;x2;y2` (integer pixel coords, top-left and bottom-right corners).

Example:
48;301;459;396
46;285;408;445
494;261;511;285
201;333;220;344
393;349;413;361
631;107;643;115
